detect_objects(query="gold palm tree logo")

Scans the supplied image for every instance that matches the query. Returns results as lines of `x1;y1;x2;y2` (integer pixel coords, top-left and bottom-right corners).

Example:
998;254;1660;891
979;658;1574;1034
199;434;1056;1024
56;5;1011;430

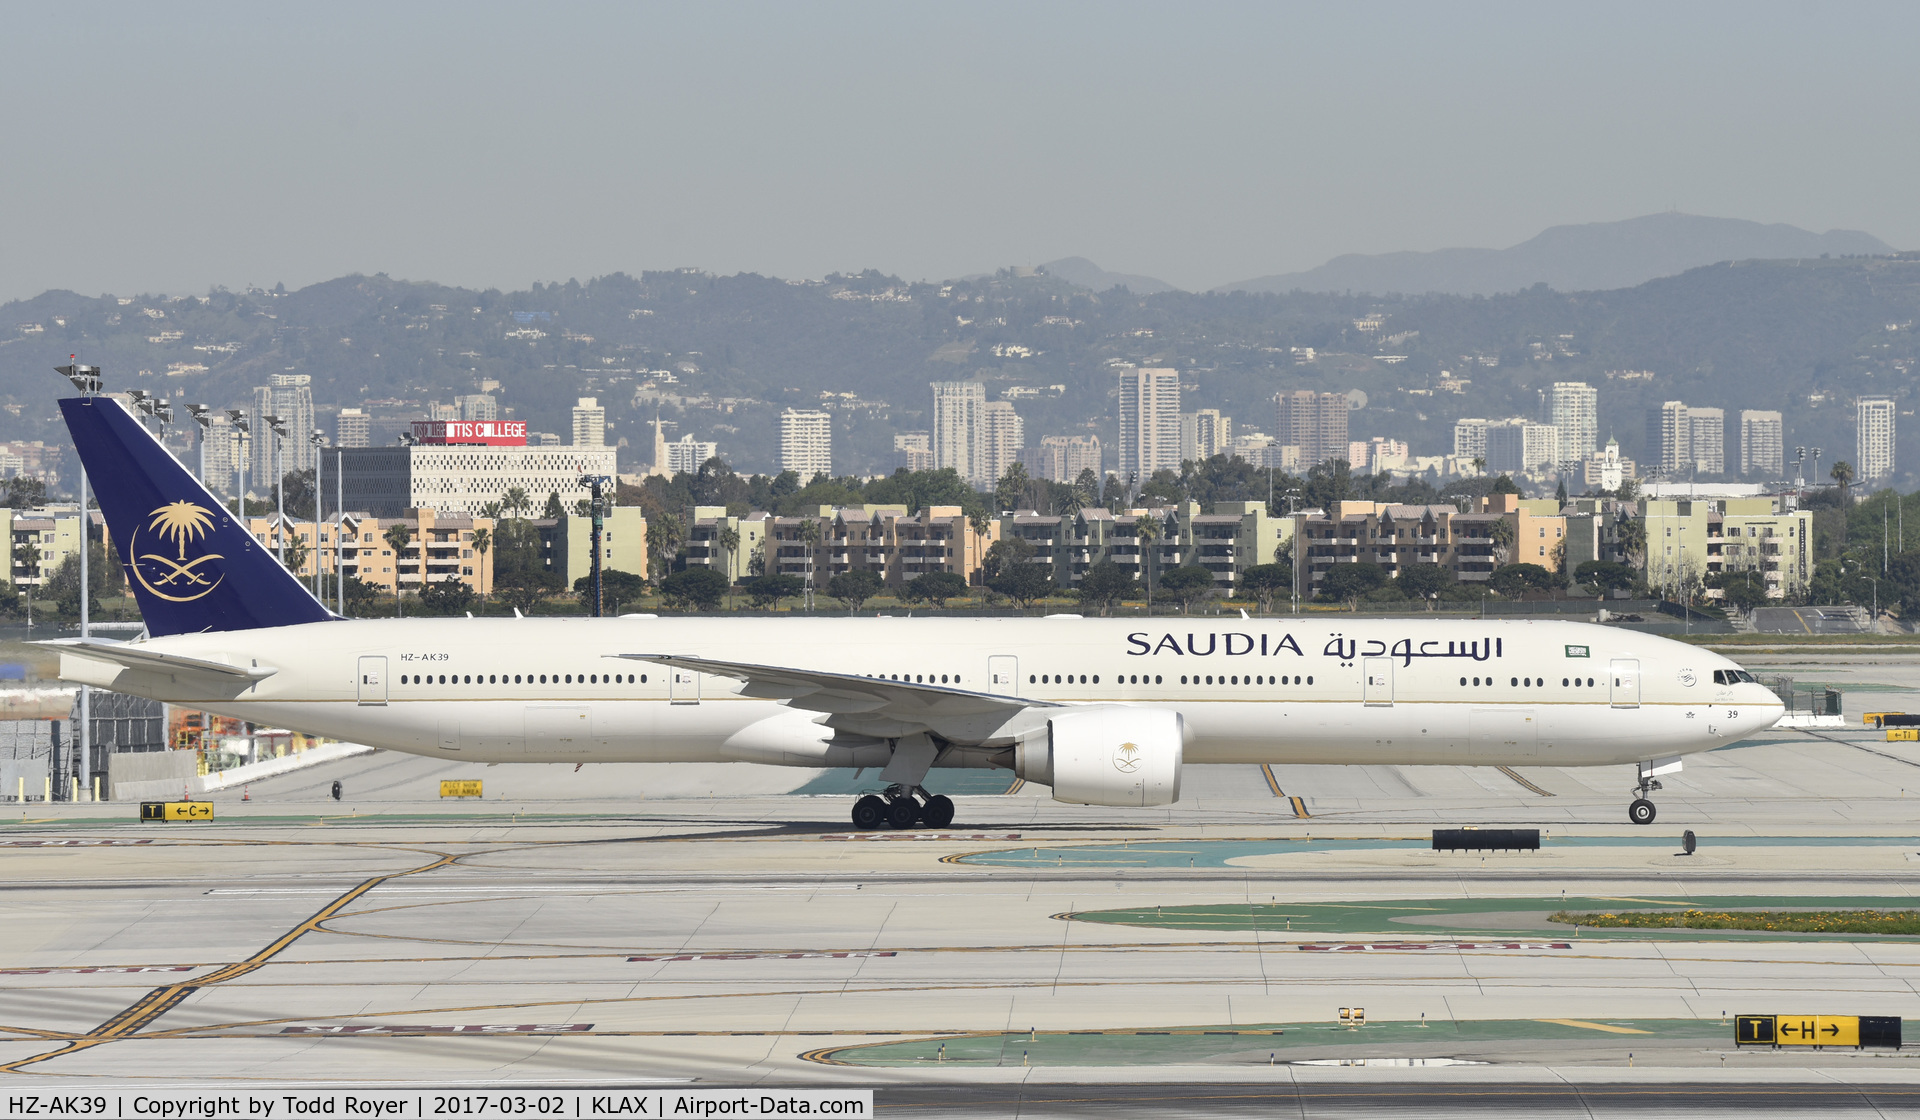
132;500;226;602
1114;741;1142;773
149;501;216;560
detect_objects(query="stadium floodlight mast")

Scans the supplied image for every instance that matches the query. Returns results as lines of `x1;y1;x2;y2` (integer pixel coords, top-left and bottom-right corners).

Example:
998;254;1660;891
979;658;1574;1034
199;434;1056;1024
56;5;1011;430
53;358;100;802
578;473;613;617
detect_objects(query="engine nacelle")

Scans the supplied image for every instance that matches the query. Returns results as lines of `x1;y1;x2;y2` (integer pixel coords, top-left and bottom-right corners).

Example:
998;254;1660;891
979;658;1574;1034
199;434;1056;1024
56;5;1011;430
1014;706;1182;807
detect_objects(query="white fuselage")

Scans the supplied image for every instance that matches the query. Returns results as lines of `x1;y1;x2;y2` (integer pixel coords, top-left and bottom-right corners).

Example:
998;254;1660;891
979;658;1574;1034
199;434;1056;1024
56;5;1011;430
60;615;1783;777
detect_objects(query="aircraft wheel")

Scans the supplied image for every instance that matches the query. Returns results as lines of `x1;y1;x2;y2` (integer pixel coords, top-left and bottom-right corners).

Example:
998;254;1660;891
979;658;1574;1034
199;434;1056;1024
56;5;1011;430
886;797;920;830
851;795;887;831
921;795;955;829
1628;798;1656;826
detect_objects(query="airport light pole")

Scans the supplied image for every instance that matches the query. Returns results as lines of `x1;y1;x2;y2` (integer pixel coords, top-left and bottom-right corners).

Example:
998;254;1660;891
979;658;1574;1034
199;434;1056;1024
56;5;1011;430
186;404;212;484
55;359;101;802
336;448;346;616
312;428;328;599
578;474;612;617
226;410;249;518
266;415;288;566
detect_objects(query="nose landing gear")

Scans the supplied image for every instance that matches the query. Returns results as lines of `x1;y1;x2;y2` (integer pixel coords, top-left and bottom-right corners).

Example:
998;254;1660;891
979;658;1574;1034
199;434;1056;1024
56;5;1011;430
850;785;956;830
1628;774;1662;825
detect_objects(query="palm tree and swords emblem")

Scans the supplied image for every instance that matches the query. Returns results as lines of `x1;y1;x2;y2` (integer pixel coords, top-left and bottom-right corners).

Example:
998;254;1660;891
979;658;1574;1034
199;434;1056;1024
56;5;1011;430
1113;741;1142;773
132;500;226;602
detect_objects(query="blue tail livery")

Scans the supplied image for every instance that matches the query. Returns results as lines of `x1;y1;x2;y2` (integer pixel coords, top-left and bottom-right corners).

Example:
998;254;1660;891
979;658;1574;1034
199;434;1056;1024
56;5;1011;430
60;395;335;636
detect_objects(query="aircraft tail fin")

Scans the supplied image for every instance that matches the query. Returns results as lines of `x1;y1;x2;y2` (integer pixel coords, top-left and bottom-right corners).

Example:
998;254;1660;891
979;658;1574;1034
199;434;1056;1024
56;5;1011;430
59;396;336;636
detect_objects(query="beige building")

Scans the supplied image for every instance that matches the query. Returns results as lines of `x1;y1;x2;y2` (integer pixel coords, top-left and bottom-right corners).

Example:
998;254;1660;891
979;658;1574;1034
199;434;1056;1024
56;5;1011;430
1117;367;1181;482
779;408;833;480
338;444;617;518
1643;497;1812;601
1275;389;1349;467
1739;410;1783;477
572;397;606;447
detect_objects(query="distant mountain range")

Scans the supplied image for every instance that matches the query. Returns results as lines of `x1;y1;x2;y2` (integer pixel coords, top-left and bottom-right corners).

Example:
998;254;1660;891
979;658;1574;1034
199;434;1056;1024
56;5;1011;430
1035;257;1180;295
1214;213;1897;297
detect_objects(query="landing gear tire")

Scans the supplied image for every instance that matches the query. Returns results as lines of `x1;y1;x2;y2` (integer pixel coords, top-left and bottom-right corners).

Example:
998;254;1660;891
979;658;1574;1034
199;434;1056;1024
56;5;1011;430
886;797;921;830
921;794;955;829
851;795;887;831
1628;798;1657;826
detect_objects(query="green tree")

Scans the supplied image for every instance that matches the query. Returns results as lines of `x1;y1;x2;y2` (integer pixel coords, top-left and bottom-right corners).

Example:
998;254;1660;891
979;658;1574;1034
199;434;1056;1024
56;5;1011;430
543;490;565;518
417;579;476;616
827;570;883;612
1488;517;1517;566
1318;561;1387;608
573;569;649;613
1075;560;1134;616
658;566;728;611
3;477;48;508
1489;562;1557;596
1575;560;1636;593
1134;517;1162;605
1396;562;1453;604
1235;562;1291;614
281;468;317;520
741;573;804;609
987;560;1052;609
470;526;492;607
342;576;380;616
1157;565;1216;615
902;570;969;607
994;462;1033;512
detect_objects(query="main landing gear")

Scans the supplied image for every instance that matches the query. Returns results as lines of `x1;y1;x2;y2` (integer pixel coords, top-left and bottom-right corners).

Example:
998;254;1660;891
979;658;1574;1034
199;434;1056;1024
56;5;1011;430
851;785;955;831
1628;774;1662;826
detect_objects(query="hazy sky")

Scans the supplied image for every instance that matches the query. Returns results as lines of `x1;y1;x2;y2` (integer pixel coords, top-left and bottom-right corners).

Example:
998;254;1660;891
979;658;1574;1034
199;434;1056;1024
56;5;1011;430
4;2;1916;302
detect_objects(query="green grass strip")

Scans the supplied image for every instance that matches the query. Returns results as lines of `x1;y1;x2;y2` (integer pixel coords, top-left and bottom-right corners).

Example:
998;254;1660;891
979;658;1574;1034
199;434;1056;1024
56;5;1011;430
1552;909;1920;934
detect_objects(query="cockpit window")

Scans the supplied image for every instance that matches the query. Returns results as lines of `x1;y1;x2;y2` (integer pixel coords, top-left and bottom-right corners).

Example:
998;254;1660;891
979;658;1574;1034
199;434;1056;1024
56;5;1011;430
1714;669;1760;684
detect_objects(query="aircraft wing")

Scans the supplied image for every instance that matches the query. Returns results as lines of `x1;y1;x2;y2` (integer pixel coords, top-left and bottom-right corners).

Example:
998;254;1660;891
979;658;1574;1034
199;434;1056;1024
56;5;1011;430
615;653;1050;740
39;637;277;683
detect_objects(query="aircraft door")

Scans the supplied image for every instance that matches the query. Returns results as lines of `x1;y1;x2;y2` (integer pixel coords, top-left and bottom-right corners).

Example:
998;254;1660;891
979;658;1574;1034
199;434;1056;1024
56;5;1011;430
1363;657;1393;706
357;656;387;706
1610;659;1640;708
988;656;1021;697
670;667;700;705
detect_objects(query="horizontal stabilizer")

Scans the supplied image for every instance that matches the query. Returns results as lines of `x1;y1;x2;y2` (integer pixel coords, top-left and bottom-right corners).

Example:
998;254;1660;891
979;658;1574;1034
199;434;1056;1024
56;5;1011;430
39;637;277;682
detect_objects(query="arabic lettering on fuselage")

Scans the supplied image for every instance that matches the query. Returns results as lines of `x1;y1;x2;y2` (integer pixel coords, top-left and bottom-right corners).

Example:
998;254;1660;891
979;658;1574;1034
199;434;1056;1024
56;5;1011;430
1123;632;1503;664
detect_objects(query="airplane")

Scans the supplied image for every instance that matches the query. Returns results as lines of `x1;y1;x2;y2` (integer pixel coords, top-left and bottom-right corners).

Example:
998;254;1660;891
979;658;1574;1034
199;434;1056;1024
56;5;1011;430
47;392;1784;828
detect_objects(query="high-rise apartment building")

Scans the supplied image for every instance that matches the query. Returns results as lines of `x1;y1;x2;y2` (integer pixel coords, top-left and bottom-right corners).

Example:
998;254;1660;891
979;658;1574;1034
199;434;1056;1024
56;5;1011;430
1688;407;1725;475
779;408;832;480
1739;410;1784;477
1857;396;1897;482
1485;420;1559;473
1452;418;1490;461
334;407;370;449
665;434;718;475
978;401;1025;488
199;414;240;495
1117;367;1181;482
1274;390;1349;467
931;381;986;485
1180;409;1232;462
428;402;460;422
458;394;498;422
1646;401;1691;475
250;373;315;484
1548;381;1598;464
1022;434;1103;483
893;432;934;473
571;397;606;447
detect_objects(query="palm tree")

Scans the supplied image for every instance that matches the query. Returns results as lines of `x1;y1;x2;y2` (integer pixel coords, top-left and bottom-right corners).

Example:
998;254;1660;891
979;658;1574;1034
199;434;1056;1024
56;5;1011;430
502;487;531;521
967;508;993;588
1830;460;1855;503
471;526;491;610
798;517;823;606
384;522;413;617
1135;516;1161;609
1471;456;1487;477
716;524;741;609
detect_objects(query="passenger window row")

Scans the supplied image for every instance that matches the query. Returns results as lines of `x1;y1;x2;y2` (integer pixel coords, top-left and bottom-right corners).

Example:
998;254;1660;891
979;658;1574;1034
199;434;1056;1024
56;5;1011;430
1180;674;1310;686
400;672;648;686
870;673;962;684
1458;676;1597;688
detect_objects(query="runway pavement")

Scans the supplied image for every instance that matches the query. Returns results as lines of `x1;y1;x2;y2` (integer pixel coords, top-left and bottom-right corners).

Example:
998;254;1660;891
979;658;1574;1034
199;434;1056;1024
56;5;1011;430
3;643;1920;1112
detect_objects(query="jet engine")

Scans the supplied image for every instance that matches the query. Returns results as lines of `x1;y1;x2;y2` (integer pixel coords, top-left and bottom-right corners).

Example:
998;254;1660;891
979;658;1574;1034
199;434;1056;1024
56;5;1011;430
1014;705;1182;807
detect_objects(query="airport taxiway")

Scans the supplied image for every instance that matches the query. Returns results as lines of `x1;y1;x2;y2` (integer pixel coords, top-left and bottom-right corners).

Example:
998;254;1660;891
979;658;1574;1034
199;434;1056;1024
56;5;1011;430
4;642;1920;1107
